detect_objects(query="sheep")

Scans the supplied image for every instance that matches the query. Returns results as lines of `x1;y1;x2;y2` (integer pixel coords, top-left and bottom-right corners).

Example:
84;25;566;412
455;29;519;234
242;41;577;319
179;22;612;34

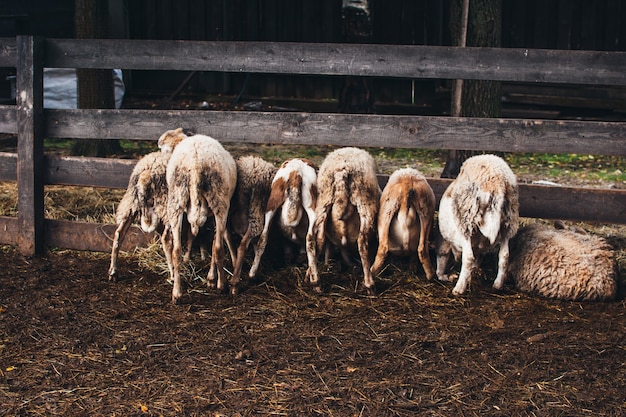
108;128;189;281
436;154;519;296
248;158;319;288
313;147;381;294
227;155;277;294
507;223;618;301
166;134;237;304
371;168;436;280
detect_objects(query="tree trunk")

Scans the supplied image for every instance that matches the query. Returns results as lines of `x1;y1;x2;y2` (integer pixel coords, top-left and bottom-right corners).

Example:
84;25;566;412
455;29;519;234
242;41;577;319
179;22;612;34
71;0;122;157
338;0;374;114
441;0;502;178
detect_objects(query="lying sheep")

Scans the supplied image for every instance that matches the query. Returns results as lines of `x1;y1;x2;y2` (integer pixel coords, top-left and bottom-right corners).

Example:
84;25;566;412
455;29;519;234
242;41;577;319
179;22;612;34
227;155;277;294
313;147;381;294
507;223;618;301
108;128;189;281
248;158;319;287
436;154;519;295
371;168;436;280
166;134;237;304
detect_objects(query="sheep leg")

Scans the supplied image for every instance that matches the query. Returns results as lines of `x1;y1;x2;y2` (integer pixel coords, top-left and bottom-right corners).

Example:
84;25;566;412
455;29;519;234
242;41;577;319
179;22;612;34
370;212;392;277
171;213;186;304
160;225;174;278
108;214;133;280
492;238;510;290
249;210;275;280
357;214;376;294
305;230;321;293
418;213;436;280
452;240;476;296
208;212;228;293
230;226;253;296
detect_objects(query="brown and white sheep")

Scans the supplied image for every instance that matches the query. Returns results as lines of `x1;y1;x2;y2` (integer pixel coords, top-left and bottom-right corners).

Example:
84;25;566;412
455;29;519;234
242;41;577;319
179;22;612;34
371;168;436;280
108;128;190;281
227;155;277;295
313;147;381;294
248;158;319;288
166;134;237;304
507;223;618;301
436;154;519;296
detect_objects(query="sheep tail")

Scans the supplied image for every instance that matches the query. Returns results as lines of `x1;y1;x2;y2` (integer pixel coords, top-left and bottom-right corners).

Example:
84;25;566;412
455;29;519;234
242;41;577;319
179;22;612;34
478;190;502;245
187;179;208;236
332;168;351;220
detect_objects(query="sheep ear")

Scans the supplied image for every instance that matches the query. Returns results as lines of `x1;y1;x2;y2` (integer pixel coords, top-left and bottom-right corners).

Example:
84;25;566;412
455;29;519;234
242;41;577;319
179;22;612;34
266;178;288;211
175;127;183;134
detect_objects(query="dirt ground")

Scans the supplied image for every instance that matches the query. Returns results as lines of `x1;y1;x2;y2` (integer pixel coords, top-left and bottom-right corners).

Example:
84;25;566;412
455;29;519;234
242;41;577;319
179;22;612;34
1;237;625;416
1;95;625;416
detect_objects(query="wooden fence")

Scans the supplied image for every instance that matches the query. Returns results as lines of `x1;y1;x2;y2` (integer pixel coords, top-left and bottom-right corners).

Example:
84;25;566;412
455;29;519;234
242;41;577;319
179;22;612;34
0;36;625;256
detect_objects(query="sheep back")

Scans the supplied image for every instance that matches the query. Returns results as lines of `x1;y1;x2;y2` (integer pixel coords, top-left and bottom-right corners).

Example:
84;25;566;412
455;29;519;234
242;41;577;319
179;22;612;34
116;151;170;232
440;154;519;247
230;155;277;237
508;224;618;301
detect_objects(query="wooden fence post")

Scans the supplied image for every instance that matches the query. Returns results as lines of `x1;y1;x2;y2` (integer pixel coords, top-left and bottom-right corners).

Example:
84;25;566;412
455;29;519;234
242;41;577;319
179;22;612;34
16;36;46;256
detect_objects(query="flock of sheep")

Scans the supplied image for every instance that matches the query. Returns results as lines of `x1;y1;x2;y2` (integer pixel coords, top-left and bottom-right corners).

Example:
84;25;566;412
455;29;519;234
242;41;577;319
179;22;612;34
108;129;619;304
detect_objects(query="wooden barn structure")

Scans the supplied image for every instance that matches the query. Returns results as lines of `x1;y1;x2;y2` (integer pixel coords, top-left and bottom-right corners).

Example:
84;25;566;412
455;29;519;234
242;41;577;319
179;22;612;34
0;34;624;255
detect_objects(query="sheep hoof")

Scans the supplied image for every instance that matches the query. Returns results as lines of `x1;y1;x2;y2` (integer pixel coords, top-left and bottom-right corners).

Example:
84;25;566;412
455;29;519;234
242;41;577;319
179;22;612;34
364;285;377;296
230;285;240;297
311;285;323;294
108;272;117;282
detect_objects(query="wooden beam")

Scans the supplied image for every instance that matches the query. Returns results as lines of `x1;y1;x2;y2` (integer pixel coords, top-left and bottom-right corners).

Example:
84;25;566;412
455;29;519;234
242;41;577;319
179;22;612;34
43;39;626;85
16;36;45;256
0;105;17;134
45;109;626;156
45;219;157;253
0;37;17;67
45;155;136;188
0;216;19;246
0;152;17;182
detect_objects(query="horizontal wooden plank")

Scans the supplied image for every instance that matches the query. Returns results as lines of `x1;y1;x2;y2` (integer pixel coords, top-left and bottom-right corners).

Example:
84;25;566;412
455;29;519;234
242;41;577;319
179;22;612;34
0;105;17;134
3;180;624;253
0;38;17;67
43;39;626;86
45;219;158;253
0;216;19;245
0;152;16;181
45;109;626;156
46;155;136;188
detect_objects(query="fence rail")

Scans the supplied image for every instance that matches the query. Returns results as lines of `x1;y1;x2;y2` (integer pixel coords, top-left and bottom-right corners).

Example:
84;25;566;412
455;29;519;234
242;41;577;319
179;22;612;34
0;36;624;255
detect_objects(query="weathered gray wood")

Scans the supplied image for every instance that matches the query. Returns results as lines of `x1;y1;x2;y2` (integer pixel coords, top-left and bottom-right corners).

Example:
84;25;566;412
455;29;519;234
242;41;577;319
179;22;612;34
0;216;19;246
0;152;17;181
16;36;45;256
45;155;137;188
43;39;626;85
45;219;157;253
45;109;626;156
0;38;17;67
0;105;17;134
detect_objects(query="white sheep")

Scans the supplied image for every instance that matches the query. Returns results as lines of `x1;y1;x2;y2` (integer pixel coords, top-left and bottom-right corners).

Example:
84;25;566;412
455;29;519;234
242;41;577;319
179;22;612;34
507;223;618;301
436;154;519;295
371;168;436;280
227;155;277;294
313;147;381;294
166;134;237;304
108;128;189;281
248;158;319;287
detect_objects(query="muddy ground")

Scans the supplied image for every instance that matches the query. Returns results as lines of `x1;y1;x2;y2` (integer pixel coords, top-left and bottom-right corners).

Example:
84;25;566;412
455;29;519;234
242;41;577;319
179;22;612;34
1;237;625;416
